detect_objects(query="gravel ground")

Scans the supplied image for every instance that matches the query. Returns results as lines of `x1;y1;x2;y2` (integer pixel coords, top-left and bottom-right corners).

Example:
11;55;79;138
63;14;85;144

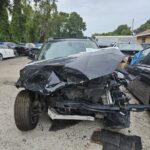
0;57;150;150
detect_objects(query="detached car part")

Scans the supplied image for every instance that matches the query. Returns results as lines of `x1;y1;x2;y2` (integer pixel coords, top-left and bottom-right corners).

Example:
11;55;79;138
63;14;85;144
14;39;150;131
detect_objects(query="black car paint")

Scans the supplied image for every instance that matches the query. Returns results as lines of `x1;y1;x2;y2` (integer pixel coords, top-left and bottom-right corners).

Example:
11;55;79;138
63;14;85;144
16;39;150;128
126;53;150;104
16;48;124;93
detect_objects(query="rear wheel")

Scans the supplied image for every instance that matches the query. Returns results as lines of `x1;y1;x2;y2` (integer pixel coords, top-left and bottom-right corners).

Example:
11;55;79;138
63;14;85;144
0;54;3;61
14;90;39;131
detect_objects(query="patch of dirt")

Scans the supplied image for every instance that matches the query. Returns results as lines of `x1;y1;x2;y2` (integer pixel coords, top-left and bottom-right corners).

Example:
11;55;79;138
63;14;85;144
2;81;16;86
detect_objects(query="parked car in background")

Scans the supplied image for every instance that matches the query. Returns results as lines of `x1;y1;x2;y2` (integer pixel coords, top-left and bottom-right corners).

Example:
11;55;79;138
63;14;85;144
126;50;150;104
15;43;35;56
15;43;26;56
97;41;114;48
25;43;35;55
0;44;15;61
3;42;17;49
28;43;43;59
34;43;43;49
130;47;150;65
3;42;18;56
141;43;150;49
115;43;143;56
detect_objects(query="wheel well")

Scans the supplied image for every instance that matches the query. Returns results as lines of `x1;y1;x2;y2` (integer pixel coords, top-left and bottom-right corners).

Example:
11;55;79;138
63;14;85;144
0;53;3;57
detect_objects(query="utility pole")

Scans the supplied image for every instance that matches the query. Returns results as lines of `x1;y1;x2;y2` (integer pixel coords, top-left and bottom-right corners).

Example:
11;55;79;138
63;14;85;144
131;18;135;36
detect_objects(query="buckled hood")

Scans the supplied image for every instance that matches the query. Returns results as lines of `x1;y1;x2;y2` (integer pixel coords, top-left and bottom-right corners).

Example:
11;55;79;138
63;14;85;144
16;48;124;94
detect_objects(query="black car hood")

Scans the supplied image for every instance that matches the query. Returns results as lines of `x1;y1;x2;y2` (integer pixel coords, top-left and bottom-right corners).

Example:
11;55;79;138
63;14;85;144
16;48;125;94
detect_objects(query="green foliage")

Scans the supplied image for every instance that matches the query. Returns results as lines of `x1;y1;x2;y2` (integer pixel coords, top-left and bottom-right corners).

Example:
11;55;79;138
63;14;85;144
0;8;10;41
135;19;150;33
0;0;86;43
51;12;86;38
1;0;150;42
93;24;132;37
51;12;69;37
66;12;86;38
0;0;10;41
113;25;132;35
11;0;25;42
0;0;10;12
35;0;58;42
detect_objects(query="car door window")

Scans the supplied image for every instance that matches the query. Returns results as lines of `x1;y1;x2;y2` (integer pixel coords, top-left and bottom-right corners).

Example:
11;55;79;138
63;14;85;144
141;53;150;65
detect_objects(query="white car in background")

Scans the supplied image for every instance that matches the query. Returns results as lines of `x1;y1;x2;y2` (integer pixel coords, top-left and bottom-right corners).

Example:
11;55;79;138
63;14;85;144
0;45;15;61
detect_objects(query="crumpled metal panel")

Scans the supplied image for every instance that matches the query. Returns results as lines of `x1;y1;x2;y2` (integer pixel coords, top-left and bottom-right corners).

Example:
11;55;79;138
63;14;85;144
16;48;125;94
66;48;124;79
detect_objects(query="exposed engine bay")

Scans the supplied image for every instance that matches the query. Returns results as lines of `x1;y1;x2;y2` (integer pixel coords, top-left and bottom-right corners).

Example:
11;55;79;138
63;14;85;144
15;48;150;129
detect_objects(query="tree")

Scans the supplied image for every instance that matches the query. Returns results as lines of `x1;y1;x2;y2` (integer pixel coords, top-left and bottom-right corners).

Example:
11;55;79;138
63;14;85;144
135;19;150;34
11;0;25;42
51;12;69;37
2;0;86;43
0;0;10;41
92;24;132;36
30;3;86;41
66;12;86;37
113;25;132;35
33;0;57;42
0;0;10;14
22;2;35;42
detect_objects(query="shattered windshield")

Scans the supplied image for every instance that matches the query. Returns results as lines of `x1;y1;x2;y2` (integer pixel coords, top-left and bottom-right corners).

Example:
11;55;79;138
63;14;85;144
38;40;98;60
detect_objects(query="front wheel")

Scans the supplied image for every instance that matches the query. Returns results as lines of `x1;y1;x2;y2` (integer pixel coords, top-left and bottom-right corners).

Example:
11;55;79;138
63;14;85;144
14;90;39;131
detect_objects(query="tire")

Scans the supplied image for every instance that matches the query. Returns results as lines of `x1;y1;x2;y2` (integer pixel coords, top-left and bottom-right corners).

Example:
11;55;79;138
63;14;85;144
0;54;3;61
14;90;39;131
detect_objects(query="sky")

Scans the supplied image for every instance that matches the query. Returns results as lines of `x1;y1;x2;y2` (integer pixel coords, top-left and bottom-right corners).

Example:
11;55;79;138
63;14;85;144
57;0;150;36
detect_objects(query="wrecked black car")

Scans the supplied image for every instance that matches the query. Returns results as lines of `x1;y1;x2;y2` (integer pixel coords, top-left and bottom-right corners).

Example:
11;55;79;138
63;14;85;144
14;38;150;131
126;49;150;104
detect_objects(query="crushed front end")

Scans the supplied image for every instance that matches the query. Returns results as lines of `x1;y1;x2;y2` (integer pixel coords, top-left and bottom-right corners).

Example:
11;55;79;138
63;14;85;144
15;48;150;130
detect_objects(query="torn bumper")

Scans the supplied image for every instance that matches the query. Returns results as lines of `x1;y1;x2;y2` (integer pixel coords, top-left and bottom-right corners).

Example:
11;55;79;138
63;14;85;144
50;99;150;113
